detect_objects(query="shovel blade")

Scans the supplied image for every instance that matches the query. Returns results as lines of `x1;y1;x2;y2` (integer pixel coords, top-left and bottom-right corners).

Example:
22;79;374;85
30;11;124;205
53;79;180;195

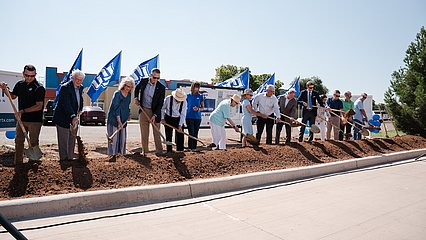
24;145;42;161
163;141;176;146
310;125;321;134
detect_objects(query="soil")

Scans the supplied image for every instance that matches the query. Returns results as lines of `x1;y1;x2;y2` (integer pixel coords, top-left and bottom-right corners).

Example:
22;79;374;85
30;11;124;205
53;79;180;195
1;135;425;200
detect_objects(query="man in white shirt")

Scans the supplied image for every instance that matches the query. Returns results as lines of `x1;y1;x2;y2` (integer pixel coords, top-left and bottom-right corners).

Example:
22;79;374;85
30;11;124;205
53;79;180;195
252;85;281;144
353;93;369;140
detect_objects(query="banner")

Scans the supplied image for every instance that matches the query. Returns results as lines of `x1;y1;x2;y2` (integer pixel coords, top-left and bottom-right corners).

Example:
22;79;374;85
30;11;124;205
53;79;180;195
214;69;249;89
130;54;159;86
54;49;83;105
253;73;275;96
87;51;122;103
281;76;301;97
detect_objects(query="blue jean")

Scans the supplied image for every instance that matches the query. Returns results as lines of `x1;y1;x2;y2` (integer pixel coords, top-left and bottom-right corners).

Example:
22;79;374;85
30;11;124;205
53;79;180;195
186;118;202;150
353;119;363;140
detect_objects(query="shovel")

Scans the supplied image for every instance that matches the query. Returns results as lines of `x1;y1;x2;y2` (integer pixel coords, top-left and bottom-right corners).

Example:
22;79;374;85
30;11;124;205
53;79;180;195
139;106;174;146
161;121;209;147
225;122;259;146
4;90;42;161
324;108;367;136
106;121;128;143
280;113;321;134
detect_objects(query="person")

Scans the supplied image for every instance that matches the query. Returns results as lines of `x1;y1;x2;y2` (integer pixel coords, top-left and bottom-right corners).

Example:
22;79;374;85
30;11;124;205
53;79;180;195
134;68;165;156
326;90;343;140
53;70;84;163
353;93;369;140
275;88;297;144
209;94;241;150
0;64;45;165
185;82;204;151
161;87;187;153
315;95;328;141
252;85;281;144
297;81;324;142
241;89;262;147
106;76;134;162
339;91;354;140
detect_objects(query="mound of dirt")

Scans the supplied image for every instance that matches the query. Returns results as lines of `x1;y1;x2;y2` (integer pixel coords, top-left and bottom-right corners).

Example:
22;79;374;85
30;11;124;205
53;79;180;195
1;135;425;200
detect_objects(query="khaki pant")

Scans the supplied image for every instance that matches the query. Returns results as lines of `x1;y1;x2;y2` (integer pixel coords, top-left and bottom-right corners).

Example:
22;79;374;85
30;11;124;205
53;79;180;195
139;107;163;154
15;121;42;164
326;115;341;140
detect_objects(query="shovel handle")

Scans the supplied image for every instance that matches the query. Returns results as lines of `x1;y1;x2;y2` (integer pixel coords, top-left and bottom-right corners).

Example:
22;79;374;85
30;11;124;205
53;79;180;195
108;121;127;140
280;113;305;127
161;121;207;146
139;106;168;142
3;89;32;147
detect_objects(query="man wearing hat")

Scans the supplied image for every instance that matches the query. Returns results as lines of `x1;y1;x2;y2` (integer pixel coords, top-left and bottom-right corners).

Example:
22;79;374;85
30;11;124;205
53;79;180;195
161;87;188;153
353;93;369;140
209;94;241;150
275;88;297;144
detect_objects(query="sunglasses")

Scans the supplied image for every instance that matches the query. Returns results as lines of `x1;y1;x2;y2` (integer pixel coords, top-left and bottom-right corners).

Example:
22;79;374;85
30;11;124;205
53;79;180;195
24;74;36;78
152;76;160;80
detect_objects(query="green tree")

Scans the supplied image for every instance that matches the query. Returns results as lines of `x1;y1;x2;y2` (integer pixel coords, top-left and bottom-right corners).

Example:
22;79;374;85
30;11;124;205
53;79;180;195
211;65;248;84
384;26;426;137
297;76;329;95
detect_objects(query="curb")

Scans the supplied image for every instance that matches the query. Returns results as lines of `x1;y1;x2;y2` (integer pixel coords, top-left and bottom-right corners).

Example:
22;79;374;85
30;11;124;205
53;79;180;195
1;148;425;221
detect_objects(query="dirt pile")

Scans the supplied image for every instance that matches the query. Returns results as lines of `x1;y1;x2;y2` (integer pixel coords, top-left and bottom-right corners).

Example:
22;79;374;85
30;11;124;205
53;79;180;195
0;135;425;200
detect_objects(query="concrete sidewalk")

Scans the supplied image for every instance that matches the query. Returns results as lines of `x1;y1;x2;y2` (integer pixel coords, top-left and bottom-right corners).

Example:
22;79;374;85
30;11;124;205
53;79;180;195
1;155;426;239
1;149;425;222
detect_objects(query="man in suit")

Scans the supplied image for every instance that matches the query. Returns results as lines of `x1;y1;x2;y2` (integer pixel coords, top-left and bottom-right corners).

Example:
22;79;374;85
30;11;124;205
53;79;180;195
134;68;165;155
297;81;324;142
53;70;84;163
275;88;297;144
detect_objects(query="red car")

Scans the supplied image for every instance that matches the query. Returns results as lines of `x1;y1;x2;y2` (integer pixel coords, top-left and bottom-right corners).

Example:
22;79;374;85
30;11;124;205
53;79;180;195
80;106;106;126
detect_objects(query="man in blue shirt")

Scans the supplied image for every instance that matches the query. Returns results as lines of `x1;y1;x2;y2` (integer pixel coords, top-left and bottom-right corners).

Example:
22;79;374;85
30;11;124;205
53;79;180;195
326;90;343;140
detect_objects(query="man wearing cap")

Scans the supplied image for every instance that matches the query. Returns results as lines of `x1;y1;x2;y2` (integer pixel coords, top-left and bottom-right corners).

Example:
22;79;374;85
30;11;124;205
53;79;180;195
252;85;281;145
353;93;369;140
209;94;241;150
161;87;187;153
275;88;297;144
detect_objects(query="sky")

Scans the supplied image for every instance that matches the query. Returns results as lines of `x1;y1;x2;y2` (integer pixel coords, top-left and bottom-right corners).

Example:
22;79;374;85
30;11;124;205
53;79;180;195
1;0;425;102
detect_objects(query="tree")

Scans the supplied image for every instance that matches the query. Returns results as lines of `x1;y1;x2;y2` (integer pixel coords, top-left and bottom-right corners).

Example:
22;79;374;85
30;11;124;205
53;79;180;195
384;26;426;137
211;65;246;84
297;76;329;95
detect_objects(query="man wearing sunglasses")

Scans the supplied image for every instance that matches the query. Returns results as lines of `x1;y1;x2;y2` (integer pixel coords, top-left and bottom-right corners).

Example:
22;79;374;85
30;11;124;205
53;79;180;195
297;81;324;142
134;68;165;156
0;65;45;165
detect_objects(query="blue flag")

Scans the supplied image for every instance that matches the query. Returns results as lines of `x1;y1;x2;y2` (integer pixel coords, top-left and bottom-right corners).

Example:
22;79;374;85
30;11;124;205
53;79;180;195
281;76;301;97
87;51;122;103
53;49;83;104
130;54;159;86
214;69;249;89
253;73;275;96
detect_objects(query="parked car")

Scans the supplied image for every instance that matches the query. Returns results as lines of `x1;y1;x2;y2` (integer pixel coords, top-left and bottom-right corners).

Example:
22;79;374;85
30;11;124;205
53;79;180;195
43;100;55;125
80;106;106;126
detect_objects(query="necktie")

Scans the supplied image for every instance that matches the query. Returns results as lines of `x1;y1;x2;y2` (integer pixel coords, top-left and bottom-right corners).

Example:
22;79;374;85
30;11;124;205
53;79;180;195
308;92;312;109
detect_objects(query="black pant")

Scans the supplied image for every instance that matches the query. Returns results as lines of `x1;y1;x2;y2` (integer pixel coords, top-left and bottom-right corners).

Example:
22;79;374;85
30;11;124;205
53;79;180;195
299;110;316;142
339;122;352;140
164;115;184;152
185;118;201;150
276;120;292;144
256;114;274;144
